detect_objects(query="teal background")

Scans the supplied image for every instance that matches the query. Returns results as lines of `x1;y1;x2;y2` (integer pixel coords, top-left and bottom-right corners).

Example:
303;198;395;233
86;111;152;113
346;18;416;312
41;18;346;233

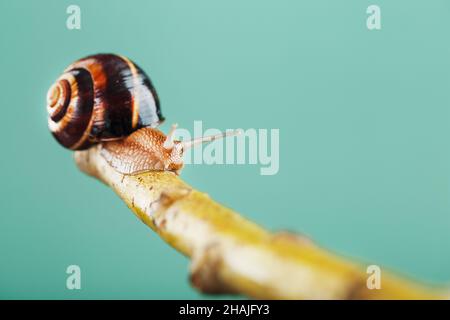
1;0;449;299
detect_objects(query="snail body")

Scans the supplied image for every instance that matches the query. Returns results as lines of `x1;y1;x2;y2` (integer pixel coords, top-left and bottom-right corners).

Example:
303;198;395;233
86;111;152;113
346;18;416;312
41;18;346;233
100;125;184;174
100;124;238;175
47;53;239;175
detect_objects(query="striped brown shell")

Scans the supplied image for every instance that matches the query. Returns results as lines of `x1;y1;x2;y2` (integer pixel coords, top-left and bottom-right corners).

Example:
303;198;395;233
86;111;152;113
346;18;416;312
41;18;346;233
47;54;164;150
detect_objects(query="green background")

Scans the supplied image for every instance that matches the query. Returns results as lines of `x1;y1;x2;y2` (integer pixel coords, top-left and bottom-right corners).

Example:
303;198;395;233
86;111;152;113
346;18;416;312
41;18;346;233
1;0;449;299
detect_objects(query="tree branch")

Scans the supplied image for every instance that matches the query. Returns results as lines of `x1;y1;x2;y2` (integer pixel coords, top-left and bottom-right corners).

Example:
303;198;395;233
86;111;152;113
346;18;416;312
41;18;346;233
74;146;444;299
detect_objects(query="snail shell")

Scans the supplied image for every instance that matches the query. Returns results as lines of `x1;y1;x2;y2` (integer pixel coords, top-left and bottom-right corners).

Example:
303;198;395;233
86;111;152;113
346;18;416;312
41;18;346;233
47;53;164;150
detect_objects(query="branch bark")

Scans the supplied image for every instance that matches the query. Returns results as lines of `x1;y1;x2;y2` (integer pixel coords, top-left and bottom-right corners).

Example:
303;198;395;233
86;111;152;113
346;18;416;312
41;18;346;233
74;146;445;299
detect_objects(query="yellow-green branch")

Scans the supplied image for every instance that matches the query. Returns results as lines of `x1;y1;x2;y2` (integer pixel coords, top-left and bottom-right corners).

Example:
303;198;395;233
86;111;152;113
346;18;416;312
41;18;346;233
74;146;445;299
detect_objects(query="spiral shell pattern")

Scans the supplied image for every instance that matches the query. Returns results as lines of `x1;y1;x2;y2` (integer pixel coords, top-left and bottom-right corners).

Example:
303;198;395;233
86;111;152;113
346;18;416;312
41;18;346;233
47;54;164;150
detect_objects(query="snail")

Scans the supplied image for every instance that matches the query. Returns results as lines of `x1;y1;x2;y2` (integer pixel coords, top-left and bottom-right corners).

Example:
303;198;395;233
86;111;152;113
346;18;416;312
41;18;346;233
47;53;239;174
